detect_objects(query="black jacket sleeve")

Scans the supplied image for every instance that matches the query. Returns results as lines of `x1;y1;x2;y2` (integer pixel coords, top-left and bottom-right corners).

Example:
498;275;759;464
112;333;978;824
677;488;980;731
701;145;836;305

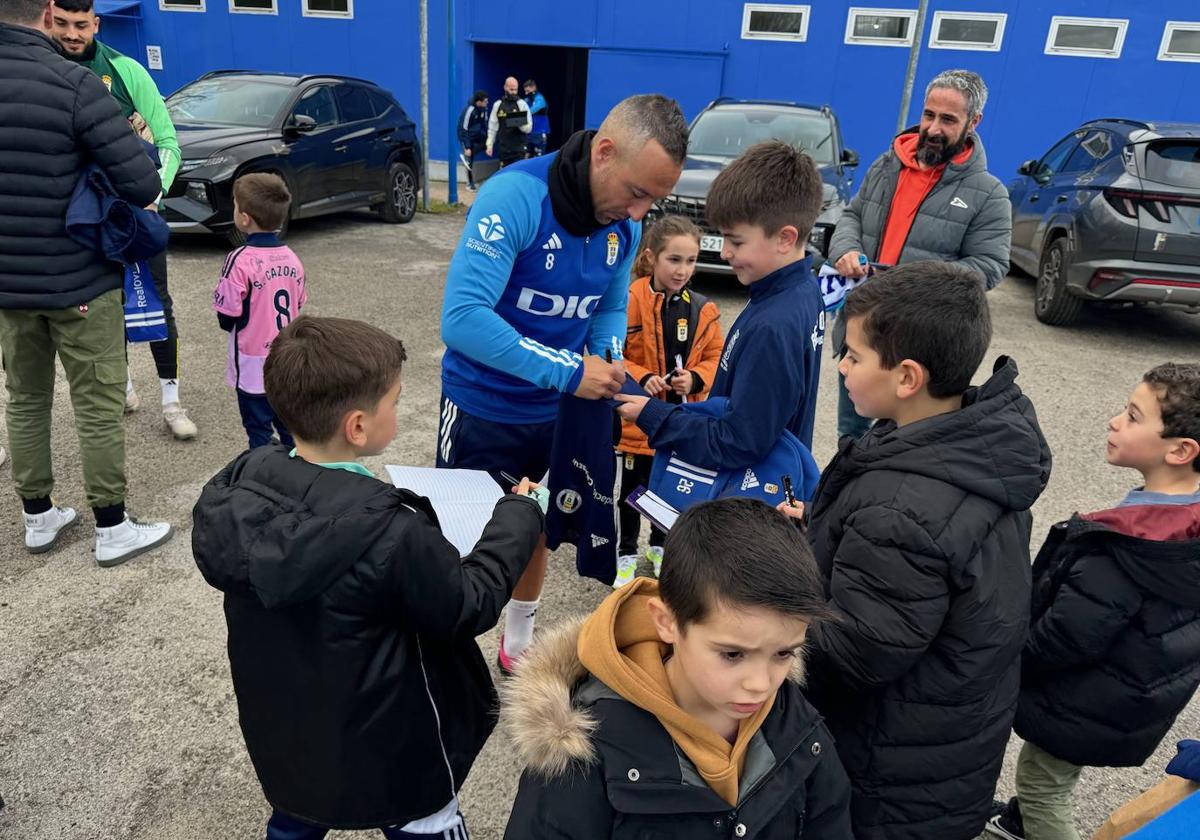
803;733;855;840
810;506;950;689
457;105;471;148
504;762;614;839
1025;551;1141;674
384;494;543;638
72;68;160;207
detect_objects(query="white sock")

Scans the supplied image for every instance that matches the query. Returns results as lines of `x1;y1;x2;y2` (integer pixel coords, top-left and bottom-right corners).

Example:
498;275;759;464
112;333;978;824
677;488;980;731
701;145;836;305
126;372;135;394
160;378;179;407
503;599;539;658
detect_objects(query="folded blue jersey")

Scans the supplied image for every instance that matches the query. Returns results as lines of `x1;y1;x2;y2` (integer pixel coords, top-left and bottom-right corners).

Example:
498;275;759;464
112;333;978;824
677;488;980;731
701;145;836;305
544;392;619;585
648;397;821;513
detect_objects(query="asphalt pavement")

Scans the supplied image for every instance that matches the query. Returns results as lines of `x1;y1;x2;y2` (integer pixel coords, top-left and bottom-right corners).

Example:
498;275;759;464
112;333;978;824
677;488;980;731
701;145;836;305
1;206;1198;839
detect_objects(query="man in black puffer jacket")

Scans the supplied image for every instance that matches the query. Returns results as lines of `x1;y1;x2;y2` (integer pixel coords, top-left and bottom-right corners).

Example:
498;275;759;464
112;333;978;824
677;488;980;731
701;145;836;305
0;0;170;567
797;262;1051;840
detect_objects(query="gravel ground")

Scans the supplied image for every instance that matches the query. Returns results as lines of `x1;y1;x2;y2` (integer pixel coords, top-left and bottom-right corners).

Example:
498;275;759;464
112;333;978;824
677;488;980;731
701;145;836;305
1;205;1198;839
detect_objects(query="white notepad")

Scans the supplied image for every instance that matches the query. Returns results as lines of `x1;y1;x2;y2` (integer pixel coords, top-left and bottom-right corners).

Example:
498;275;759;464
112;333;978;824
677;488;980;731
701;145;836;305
385;465;503;557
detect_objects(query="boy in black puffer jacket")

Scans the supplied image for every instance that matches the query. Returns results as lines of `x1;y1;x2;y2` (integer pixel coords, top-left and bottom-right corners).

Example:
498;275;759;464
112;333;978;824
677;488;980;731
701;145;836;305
987;363;1200;840
788;262;1051;840
192;316;547;839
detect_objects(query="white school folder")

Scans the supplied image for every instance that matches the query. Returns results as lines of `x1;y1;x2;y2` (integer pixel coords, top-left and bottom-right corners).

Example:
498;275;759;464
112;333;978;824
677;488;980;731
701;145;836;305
385;465;503;557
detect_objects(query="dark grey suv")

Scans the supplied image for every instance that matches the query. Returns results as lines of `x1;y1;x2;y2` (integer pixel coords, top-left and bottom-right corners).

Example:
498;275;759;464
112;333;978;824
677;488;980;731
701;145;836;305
645;98;858;275
1008;119;1200;325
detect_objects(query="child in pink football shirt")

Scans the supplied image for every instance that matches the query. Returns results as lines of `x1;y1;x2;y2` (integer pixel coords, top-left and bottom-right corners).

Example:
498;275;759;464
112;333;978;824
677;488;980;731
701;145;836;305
213;174;307;448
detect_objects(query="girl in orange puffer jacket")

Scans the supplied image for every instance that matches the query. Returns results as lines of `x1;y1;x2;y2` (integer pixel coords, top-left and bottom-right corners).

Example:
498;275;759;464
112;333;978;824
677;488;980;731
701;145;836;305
615;215;723;586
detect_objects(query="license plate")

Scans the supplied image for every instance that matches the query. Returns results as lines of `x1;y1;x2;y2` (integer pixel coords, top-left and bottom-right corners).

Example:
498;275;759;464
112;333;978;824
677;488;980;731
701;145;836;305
700;235;723;252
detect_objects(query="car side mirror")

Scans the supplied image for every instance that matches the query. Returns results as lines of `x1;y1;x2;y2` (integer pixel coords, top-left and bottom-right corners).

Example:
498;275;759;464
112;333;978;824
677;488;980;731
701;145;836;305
1017;159;1038;176
284;114;317;135
841;148;860;168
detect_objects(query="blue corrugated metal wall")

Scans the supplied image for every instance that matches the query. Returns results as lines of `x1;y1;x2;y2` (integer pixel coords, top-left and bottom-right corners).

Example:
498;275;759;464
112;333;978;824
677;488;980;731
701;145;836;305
115;0;1199;189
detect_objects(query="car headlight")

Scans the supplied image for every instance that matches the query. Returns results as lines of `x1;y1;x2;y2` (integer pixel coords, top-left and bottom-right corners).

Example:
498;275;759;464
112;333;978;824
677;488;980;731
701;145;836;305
184;181;210;207
179;154;231;174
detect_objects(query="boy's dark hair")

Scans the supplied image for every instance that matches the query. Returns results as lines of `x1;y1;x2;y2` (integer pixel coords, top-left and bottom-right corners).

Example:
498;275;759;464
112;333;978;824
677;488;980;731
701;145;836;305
233;172;291;232
705;140;824;241
52;0;92;11
473;89;488;103
0;0;51;22
659;497;832;630
264;316;407;444
523;79;536;89
1144;362;1200;472
842;261;992;398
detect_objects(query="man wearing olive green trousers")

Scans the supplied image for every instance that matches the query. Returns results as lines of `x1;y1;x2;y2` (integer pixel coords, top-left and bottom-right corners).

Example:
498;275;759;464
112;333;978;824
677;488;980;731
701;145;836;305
0;0;174;566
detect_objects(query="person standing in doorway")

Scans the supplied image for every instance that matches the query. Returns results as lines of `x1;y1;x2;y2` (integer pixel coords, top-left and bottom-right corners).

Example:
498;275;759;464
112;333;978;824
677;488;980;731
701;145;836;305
487;76;531;168
50;0;198;441
524;78;549;157
457;89;489;191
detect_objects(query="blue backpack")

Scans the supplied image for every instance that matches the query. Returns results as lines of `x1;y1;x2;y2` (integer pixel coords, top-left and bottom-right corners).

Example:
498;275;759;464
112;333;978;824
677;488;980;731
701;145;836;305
648;397;821;513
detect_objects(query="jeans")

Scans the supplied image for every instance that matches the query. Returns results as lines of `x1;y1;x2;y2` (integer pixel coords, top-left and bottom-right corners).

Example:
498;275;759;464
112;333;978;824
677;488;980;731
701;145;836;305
237;390;294;449
1015;740;1084;840
0;287;127;509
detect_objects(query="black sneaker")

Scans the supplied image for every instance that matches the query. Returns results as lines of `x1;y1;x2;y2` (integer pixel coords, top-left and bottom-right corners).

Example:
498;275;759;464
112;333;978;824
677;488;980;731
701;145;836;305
983;797;1025;840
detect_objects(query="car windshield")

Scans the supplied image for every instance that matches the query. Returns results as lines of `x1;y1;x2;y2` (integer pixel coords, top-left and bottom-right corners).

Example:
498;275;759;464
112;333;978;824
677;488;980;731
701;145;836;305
167;78;294;128
688;108;835;164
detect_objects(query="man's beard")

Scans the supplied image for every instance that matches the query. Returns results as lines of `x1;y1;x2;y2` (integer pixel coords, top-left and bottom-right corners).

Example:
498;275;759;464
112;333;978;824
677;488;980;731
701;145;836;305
916;129;969;166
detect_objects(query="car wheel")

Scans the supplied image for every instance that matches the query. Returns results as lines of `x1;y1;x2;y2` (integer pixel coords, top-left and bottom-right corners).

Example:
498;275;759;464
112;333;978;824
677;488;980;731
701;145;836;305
377;161;418;224
225;210;290;247
1035;238;1084;326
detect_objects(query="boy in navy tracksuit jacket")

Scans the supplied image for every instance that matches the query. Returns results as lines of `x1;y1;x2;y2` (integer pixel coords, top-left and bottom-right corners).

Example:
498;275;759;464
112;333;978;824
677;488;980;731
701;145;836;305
617;141;826;468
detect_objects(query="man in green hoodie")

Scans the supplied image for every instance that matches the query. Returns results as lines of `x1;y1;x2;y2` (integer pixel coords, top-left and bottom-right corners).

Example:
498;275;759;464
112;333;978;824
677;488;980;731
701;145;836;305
50;0;197;441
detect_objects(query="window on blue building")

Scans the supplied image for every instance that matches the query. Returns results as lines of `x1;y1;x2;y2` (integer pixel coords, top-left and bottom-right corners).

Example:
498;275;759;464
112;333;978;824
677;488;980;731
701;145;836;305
303;0;352;18
845;7;918;47
1045;16;1127;59
928;11;1006;52
160;0;204;11
741;4;810;42
1159;22;1200;63
230;0;275;13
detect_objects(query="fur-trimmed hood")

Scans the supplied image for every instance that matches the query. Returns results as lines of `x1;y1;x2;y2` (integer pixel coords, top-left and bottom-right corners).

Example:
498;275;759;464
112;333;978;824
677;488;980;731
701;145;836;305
499;616;598;778
498;615;810;780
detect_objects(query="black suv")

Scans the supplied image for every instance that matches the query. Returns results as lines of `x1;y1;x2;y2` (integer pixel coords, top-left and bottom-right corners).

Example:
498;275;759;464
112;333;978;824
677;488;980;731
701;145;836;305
1009;118;1200;325
646;98;858;274
163;71;421;243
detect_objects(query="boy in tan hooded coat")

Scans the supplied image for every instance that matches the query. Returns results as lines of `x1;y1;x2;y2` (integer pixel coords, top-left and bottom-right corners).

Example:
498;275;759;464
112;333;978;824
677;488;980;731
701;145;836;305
500;497;852;839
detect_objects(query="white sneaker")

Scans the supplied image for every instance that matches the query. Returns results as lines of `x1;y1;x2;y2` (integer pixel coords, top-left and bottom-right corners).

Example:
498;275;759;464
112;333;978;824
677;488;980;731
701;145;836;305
24;505;78;554
0;445;6;467
163;403;197;440
613;554;639;589
646;545;664;579
94;515;173;568
124;387;141;414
